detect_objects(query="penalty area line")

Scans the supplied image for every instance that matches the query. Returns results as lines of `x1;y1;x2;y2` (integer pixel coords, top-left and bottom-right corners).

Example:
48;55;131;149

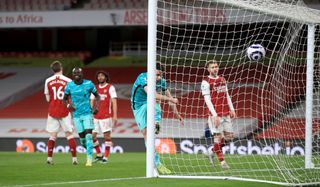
6;176;146;187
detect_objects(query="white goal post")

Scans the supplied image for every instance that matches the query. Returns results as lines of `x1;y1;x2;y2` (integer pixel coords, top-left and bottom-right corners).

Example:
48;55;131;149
147;0;320;185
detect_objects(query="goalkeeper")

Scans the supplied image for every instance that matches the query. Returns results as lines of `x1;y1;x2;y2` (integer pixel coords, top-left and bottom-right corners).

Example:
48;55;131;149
130;63;183;175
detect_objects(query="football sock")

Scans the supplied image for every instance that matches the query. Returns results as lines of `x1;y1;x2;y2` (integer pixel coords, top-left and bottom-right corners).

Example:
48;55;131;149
85;133;93;160
104;141;112;158
213;143;224;162
47;137;56;157
67;137;77;157
220;137;225;147
93;138;101;156
155;152;161;167
144;140;161;167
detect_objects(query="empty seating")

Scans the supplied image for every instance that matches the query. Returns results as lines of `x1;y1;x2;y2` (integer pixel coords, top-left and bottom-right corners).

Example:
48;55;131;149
0;0;73;12
0;51;91;61
82;0;147;10
0;0;147;11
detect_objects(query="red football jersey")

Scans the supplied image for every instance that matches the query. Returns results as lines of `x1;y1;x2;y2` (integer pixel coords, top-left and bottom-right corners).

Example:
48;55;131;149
44;74;71;118
202;76;230;117
93;83;117;119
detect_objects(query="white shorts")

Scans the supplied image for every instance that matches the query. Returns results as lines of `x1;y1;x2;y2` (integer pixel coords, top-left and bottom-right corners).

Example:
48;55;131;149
93;118;113;133
46;113;73;133
208;116;233;135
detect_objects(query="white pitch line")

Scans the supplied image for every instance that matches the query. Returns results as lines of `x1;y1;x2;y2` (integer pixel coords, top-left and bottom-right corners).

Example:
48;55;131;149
4;176;146;187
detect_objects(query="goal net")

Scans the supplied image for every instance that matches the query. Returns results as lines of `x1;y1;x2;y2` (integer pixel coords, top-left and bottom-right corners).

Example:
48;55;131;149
152;0;320;185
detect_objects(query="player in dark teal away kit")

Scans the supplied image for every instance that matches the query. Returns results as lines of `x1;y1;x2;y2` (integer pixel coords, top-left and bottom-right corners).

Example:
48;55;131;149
131;63;183;174
63;67;101;167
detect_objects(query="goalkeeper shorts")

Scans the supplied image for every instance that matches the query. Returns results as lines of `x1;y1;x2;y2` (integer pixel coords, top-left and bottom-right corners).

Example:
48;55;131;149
133;103;162;131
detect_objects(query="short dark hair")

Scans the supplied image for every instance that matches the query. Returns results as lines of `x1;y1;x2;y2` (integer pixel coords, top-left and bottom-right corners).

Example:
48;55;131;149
50;61;62;73
206;60;218;68
72;67;82;74
156;63;164;71
96;70;110;83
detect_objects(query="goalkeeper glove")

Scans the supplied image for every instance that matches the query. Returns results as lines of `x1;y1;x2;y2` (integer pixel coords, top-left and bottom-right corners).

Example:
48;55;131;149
155;123;160;135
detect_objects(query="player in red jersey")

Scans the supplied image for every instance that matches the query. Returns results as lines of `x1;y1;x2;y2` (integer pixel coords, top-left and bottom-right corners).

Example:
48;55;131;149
90;70;117;164
44;61;77;165
201;60;236;169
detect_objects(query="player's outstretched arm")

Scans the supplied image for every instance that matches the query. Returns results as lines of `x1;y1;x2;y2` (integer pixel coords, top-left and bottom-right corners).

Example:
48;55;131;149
169;102;184;125
92;92;100;114
143;85;177;104
155;92;178;104
165;90;184;124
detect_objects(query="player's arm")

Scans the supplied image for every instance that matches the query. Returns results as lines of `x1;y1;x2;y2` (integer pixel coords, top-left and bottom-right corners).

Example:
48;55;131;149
112;98;118;125
165;89;184;123
45;94;50;102
226;85;236;118
201;80;220;127
63;84;75;111
91;91;100;115
143;86;178;104
90;94;95;108
44;80;50;102
201;80;217;116
110;86;118;126
89;82;100;114
62;94;75;111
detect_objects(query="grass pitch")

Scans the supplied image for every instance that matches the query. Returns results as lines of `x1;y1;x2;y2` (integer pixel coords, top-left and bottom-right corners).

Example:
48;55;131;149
0;152;291;187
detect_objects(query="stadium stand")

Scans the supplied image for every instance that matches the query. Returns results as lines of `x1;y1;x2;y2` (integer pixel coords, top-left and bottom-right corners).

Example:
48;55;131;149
0;52;84;110
0;67;51;110
0;51;91;61
82;0;147;10
0;0;148;11
0;0;74;11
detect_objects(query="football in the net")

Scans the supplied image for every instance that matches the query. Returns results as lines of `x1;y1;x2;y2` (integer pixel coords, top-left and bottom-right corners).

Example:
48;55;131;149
247;44;266;61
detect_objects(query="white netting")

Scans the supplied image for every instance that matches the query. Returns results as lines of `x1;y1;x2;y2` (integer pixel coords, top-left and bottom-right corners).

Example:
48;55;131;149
154;0;320;185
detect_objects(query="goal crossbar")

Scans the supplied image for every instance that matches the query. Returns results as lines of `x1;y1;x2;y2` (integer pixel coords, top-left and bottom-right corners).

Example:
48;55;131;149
213;0;320;24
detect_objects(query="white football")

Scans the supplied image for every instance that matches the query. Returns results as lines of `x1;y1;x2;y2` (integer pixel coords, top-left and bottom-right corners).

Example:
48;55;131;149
247;44;266;61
